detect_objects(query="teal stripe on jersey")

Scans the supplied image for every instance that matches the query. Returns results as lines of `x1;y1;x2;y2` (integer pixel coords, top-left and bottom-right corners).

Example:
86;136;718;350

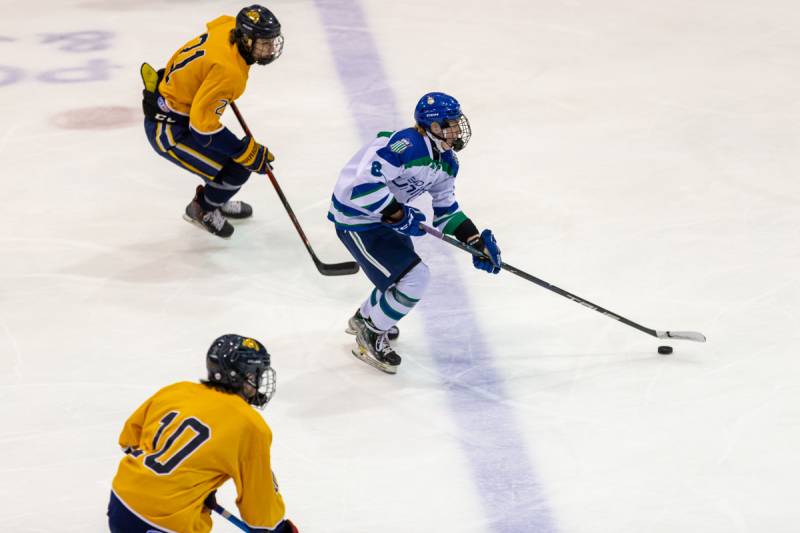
352;187;392;212
363;194;392;213
441;211;468;234
351;182;386;200
331;194;369;217
327;211;382;229
433;211;458;227
403;156;455;177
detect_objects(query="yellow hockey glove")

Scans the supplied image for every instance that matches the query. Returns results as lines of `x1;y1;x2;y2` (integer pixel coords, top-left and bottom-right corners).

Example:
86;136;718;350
233;136;275;174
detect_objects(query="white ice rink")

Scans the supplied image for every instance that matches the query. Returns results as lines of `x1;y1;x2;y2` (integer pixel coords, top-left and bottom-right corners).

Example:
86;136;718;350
2;0;799;531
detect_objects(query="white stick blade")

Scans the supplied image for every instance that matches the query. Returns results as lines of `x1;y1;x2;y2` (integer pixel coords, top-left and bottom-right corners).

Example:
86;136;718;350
657;330;707;342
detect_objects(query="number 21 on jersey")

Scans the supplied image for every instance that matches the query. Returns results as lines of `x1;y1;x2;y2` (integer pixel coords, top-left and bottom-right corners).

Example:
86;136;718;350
165;33;208;84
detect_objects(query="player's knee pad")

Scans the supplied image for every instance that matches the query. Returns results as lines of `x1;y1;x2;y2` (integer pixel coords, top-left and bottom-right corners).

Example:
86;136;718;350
395;261;430;302
219;161;251;187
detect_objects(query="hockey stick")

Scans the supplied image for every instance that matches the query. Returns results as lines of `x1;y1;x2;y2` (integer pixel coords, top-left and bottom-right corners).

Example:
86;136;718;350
420;223;706;342
211;502;250;531
229;101;359;276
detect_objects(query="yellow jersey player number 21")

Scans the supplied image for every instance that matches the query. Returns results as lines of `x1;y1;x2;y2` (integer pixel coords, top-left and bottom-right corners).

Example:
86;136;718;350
141;5;284;239
108;335;298;533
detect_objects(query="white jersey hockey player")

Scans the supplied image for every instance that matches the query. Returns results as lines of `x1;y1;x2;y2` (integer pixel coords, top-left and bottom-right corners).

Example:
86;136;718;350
328;92;502;374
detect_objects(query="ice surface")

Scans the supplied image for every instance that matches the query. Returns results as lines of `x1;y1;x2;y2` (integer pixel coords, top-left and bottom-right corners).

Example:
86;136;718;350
1;0;798;531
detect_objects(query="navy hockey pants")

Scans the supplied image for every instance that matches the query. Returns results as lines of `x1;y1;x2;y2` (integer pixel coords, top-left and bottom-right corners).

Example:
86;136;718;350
144;119;249;183
144;118;252;209
107;491;170;533
336;226;421;291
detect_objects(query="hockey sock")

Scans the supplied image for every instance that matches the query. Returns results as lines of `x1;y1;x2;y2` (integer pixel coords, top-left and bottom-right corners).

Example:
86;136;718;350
367;262;430;331
203;163;251;209
198;191;217;212
203;180;240;207
359;288;380;319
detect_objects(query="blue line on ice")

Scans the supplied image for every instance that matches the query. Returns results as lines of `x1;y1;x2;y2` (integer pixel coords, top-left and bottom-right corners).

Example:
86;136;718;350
314;1;557;530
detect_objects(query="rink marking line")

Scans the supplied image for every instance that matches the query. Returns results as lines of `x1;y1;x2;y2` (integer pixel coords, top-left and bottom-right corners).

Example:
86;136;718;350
314;2;557;531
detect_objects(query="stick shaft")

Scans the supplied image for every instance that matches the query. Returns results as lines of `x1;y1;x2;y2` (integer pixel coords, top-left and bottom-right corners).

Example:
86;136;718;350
421;224;705;342
230;102;316;254
228;102;358;275
212;503;250;532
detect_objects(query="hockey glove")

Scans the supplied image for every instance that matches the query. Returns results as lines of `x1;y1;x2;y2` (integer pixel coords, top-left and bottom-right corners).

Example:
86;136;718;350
233;136;275;174
468;229;501;274
202;491;217;513
386;205;426;237
272;519;299;533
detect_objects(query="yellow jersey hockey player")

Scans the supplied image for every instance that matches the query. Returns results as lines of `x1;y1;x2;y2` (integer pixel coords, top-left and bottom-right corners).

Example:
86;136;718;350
141;5;284;238
108;335;298;533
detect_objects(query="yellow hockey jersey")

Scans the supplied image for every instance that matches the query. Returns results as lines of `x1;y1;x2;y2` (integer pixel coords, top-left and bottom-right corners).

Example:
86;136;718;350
111;381;286;533
159;15;249;136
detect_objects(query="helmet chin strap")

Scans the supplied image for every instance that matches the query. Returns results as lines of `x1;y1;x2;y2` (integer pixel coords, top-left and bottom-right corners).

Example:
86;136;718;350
425;130;450;153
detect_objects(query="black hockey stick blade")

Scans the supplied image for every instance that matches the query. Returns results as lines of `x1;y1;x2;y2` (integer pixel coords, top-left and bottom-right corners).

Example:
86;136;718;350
314;257;360;276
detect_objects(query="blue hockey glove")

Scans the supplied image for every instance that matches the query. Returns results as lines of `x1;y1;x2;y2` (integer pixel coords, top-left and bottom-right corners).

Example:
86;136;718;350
386;205;426;237
233;136;275;174
468;229;501;274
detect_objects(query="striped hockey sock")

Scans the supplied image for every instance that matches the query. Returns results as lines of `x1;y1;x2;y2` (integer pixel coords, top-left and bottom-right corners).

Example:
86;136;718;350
203;180;242;208
201;164;251;210
364;262;430;331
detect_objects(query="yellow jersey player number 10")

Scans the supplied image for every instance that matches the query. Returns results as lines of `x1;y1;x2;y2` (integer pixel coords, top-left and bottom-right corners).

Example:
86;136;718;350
108;335;298;533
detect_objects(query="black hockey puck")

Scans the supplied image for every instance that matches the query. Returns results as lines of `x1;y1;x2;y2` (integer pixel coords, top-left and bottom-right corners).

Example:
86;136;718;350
658;345;673;355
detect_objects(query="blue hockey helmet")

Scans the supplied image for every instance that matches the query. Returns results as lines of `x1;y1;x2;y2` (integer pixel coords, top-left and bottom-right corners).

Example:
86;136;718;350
206;334;276;408
414;92;471;151
233;5;284;65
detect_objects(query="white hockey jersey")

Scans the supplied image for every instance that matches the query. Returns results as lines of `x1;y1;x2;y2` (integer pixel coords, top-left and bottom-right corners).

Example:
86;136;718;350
328;127;469;234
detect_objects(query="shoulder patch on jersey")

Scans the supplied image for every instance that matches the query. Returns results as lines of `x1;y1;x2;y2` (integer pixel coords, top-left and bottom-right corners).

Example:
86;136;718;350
389;138;411;154
384;127;430;164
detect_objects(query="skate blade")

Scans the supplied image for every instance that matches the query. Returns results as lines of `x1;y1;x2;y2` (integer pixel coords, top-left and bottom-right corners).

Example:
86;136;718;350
351;346;398;374
182;214;231;239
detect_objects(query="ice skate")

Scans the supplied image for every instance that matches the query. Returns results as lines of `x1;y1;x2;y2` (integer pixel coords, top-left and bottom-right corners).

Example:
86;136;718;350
348;313;401;374
183;186;234;238
346;309;399;341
